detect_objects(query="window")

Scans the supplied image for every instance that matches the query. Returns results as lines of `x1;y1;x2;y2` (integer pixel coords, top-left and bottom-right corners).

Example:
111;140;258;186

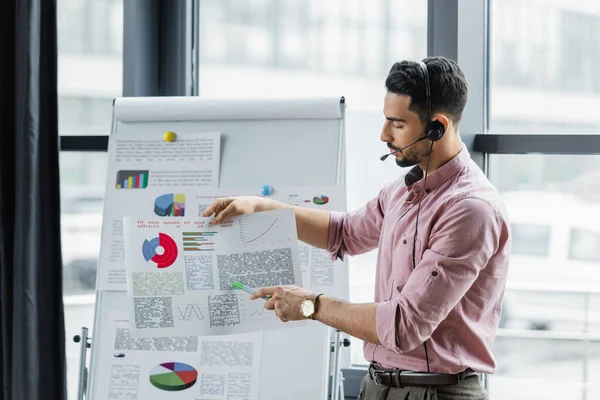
510;223;551;257
489;154;600;399
57;0;122;398
57;0;122;55
490;0;600;133
199;0;428;367
58;0;122;136
569;228;600;263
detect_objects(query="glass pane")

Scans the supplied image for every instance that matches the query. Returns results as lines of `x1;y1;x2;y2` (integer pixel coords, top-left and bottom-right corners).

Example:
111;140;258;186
199;0;427;367
60;152;107;400
58;0;122;397
61;153;107;400
490;0;600;133
569;229;600;263
510;223;551;256
58;0;123;135
491;337;600;399
489;154;600;399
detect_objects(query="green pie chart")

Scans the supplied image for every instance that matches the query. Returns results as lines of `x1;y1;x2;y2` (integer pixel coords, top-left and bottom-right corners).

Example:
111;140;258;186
149;362;198;391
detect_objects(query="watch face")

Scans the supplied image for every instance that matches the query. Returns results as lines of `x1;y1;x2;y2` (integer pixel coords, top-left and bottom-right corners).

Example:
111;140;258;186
301;300;314;317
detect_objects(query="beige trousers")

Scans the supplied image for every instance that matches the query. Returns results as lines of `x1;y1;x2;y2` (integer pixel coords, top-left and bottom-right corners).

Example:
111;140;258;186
357;373;489;400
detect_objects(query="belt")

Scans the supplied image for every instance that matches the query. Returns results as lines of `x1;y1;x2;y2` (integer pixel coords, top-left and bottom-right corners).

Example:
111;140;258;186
368;363;478;388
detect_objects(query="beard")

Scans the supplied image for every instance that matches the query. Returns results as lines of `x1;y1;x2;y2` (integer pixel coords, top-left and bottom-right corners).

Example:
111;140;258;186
394;143;431;168
395;155;418;168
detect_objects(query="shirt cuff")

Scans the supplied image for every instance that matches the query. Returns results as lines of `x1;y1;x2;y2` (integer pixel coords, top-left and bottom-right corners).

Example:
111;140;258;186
327;211;346;261
376;300;401;353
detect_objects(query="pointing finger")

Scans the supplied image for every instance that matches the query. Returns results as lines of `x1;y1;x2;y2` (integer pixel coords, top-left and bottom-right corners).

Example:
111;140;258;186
201;201;217;217
250;286;279;300
211;202;236;224
249;287;274;300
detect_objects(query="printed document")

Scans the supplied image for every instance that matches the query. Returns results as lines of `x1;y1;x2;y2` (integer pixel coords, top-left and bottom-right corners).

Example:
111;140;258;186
92;311;262;400
97;131;221;290
123;208;305;337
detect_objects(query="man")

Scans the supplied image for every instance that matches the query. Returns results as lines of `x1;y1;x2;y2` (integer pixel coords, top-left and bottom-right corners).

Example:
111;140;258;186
202;56;511;399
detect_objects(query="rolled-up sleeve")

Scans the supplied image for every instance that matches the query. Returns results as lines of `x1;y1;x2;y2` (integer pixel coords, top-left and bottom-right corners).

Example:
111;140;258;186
376;197;504;353
327;189;387;261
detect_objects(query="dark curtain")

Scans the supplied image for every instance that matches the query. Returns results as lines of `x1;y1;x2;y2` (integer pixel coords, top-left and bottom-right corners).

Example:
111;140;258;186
0;0;67;399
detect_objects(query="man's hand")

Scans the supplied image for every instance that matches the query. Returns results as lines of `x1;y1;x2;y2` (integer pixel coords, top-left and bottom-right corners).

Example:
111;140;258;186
201;196;276;224
250;285;312;322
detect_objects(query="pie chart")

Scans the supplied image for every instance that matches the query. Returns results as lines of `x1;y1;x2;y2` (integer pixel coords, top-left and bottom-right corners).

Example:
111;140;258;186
313;195;329;205
149;362;197;391
154;193;186;217
142;233;178;268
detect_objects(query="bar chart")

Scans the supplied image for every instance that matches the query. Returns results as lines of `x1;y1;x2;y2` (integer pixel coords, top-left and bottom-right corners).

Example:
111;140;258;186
182;231;217;251
115;170;149;189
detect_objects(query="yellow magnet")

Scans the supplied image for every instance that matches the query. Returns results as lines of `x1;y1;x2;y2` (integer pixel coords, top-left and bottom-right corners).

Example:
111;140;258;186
163;131;176;142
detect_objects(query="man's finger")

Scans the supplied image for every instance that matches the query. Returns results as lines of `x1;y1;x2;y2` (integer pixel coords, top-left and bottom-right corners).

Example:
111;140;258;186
201;202;216;217
211;202;237;224
249;286;278;300
262;293;277;309
274;302;283;317
264;299;275;311
202;198;229;218
275;303;288;322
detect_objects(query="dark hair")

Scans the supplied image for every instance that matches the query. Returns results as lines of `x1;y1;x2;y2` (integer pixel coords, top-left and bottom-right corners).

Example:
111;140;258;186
385;56;468;125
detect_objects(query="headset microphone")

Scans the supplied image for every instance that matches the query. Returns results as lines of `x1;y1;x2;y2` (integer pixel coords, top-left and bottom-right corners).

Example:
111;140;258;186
379;135;428;161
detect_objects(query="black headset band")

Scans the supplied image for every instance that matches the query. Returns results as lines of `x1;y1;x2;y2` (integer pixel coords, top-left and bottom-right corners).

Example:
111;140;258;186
418;60;444;142
418;61;432;123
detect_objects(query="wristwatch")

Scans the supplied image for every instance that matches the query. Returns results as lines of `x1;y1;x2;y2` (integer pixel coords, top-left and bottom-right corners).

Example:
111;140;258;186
300;293;324;319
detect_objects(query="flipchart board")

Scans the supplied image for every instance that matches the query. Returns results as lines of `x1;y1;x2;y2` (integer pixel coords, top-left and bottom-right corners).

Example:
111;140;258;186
87;96;349;400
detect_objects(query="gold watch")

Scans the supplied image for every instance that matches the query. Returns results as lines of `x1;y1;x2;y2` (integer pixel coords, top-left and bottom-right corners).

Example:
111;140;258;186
300;293;324;319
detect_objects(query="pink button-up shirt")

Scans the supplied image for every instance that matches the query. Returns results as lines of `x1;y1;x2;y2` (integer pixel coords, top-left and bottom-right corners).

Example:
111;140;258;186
328;146;511;374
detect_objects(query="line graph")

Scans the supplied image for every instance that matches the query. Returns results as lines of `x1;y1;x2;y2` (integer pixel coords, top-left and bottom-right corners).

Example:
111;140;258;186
239;214;289;246
248;309;265;319
176;304;205;321
239;296;273;322
245;217;278;243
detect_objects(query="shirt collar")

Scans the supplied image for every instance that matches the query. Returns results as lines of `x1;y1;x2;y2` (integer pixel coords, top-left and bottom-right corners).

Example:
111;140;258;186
404;145;470;192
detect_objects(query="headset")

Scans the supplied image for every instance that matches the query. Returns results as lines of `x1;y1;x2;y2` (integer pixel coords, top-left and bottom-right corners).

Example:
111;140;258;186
418;60;445;142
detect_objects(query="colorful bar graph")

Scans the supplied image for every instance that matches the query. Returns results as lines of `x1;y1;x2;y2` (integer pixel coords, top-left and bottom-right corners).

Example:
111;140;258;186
182;232;217;251
116;170;149;189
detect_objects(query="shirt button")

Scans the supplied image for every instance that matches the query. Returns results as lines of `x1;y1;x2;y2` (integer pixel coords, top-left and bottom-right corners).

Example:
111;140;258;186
431;271;438;277
402;239;407;244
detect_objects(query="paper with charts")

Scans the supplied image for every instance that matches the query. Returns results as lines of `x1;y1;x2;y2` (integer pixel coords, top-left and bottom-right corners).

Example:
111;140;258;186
123;208;305;337
97;131;221;291
193;186;349;299
92;311;262;400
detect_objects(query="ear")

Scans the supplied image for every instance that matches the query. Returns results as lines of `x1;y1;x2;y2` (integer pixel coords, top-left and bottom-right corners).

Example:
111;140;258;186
432;114;450;133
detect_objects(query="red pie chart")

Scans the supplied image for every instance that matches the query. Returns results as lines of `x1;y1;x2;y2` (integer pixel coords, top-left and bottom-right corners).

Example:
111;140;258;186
142;233;178;268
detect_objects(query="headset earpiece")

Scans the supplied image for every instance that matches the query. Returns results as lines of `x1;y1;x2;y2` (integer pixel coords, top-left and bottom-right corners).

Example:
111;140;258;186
426;120;445;141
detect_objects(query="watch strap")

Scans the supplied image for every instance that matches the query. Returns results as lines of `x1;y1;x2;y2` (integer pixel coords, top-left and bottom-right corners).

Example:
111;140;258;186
309;293;324;320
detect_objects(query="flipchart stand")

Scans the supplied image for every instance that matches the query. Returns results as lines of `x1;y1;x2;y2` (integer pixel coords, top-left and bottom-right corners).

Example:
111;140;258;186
76;96;351;400
73;328;91;400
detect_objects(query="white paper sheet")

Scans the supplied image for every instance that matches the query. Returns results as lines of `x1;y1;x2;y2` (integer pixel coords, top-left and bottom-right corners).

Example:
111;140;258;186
195;186;348;299
123;208;307;337
93;311;262;400
96;132;221;290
